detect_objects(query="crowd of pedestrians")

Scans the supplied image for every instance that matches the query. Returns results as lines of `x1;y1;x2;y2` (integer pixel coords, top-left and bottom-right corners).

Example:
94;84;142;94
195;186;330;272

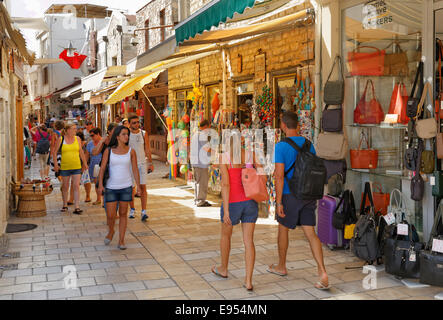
24;110;329;291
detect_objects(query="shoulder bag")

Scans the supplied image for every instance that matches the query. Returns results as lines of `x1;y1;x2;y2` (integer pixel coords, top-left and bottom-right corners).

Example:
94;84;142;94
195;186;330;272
415;82;438;139
316;132;348;160
411;141;425;201
354;79;385;124
322;105;343;132
350;131;378;169
241;166;269;203
387;83;409;124
361;182;389;216
383;42;409;77
419;200;443;287
420;149;435;174
407;62;424;118
327;173;344;197
324;55;344;105
351;183;380;263
404;121;421;171
347;46;385;76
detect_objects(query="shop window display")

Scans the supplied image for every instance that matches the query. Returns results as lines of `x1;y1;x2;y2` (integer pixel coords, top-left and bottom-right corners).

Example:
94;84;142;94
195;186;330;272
341;0;423;234
235;81;254;127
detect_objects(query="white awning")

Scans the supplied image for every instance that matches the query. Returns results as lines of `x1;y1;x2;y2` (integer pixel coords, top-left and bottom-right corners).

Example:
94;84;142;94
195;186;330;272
81;66;127;93
12;17;49;31
60;84;82;99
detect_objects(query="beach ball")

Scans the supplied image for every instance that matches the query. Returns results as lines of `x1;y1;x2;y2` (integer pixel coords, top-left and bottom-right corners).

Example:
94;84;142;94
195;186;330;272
181;130;189;138
182;114;190;123
180;165;188;174
177;121;186;130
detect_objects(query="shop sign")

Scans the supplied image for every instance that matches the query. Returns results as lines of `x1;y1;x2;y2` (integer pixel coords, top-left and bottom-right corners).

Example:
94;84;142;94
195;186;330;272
254;51;266;83
13;54;24;81
362;0;393;30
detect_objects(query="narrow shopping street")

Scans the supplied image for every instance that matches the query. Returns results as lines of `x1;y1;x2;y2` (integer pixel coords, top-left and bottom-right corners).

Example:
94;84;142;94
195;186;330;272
0;160;440;300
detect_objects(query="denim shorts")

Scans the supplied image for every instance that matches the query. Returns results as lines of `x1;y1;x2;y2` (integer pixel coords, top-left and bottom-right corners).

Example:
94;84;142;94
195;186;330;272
105;187;133;203
60;169;82;177
220;200;258;226
277;194;316;230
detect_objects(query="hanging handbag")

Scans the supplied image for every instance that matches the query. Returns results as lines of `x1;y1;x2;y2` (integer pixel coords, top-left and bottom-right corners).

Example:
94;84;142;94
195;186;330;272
324;55;345;105
419;200;443;286
354;80;385;124
387;83;409;124
350;131;379;169
323;159;347;184
316;132;348;160
437;133;443;159
407;62;424;118
404;121;421;171
351;183;380;263
415;82;438;139
333;190;357;231
241;166;269;203
347;46;386;76
420;150;435;174
383;42;409;77
432;171;443;197
327;173;344;197
322;105;343;132
411;142;425;201
361;182;390;216
384;224;425;279
435;39;443;119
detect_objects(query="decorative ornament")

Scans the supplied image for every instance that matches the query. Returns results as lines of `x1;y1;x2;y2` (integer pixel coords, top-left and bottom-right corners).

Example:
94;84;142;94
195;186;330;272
59;42;87;69
181;130;189;138
180;165;188;174
177;121;186;130
182;114;190;124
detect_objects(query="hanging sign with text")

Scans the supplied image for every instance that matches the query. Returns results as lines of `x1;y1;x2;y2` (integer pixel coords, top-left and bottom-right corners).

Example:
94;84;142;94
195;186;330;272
362;0;393;30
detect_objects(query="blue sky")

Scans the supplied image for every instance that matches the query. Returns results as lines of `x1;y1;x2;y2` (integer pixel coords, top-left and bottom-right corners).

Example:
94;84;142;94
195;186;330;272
10;0;148;52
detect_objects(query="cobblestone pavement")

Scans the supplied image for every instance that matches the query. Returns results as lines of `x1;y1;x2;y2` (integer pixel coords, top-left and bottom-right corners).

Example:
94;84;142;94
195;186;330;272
0;159;442;300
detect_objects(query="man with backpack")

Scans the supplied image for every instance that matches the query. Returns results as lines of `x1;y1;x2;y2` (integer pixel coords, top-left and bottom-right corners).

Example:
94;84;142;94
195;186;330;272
267;111;329;290
33;125;51;180
128;114;154;221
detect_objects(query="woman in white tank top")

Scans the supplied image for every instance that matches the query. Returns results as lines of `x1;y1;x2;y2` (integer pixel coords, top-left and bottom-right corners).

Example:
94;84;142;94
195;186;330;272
98;126;141;250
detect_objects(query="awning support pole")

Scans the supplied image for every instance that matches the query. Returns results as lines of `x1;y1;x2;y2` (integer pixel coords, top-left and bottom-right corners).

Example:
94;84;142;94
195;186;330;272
140;88;168;130
222;48;227;111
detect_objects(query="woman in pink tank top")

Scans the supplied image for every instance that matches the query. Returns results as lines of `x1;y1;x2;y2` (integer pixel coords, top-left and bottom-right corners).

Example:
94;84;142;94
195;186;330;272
211;133;263;291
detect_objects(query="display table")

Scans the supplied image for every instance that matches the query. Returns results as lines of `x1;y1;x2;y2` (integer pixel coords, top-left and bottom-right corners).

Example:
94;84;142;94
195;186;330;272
12;182;53;218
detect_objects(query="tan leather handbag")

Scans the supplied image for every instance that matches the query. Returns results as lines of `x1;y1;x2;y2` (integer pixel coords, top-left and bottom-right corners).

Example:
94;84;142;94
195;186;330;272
415;82;438;139
437;134;443;159
383;42;409;77
316;132;348;160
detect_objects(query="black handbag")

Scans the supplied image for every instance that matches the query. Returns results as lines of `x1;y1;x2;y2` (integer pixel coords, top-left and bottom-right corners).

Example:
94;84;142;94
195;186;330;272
324;55;345;105
419;201;443;286
407;61;424;118
384;224;425;279
323;159;347;184
102;147;111;189
404;121;421;171
328;173;344;197
322;105;343;133
351;183;380;263
332;190;356;230
411;141;425;201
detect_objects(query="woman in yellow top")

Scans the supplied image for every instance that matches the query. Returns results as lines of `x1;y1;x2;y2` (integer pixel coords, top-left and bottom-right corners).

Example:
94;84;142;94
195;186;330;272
53;123;88;214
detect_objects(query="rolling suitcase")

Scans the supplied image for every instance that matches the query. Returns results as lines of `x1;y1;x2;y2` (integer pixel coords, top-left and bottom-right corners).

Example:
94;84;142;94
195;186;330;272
317;195;349;250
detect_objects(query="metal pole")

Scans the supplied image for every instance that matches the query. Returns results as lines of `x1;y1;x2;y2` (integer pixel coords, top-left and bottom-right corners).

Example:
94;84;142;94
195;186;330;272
140;88;167;130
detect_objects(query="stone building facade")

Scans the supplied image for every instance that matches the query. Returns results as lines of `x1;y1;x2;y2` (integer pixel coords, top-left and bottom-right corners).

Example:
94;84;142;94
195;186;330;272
106;12;137;66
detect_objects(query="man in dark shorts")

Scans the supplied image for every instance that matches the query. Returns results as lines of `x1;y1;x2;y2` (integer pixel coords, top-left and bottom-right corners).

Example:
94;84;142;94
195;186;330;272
267;111;329;290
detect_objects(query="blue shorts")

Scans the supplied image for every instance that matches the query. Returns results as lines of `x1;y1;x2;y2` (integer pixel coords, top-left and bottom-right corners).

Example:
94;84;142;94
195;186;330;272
105;187;133;203
220;200;258;226
277;194;316;230
60;169;82;177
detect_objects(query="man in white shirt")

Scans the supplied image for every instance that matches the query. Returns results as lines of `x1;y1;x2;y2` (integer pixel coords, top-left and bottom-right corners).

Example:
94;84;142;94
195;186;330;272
128;114;154;221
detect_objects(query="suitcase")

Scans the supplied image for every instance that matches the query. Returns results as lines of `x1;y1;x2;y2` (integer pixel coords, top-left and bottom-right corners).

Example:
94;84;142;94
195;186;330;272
317;195;349;250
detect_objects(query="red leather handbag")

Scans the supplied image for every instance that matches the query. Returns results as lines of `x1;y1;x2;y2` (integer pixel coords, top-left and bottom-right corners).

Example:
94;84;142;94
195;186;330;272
354;80;385;124
387;83;409;124
361;182;390;216
347;46;386;76
350;131;379;169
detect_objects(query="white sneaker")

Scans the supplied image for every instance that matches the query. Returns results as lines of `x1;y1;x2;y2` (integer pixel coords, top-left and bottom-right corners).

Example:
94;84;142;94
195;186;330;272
129;208;136;219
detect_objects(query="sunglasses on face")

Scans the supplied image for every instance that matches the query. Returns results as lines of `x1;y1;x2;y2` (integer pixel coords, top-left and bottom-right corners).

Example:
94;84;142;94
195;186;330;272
131;121;140;125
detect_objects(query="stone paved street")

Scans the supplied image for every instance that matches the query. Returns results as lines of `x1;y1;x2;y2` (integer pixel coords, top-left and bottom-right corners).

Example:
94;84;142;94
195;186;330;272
0;159;442;300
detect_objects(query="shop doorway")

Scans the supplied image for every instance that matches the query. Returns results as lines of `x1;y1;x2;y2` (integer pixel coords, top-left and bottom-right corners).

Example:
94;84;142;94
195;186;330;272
235;81;254;127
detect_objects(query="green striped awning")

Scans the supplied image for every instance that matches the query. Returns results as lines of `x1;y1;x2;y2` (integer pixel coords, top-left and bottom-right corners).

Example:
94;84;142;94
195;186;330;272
175;0;256;45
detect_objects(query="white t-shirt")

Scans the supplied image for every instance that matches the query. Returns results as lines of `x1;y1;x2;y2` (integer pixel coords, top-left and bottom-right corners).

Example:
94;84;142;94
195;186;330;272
128;130;146;165
106;148;133;190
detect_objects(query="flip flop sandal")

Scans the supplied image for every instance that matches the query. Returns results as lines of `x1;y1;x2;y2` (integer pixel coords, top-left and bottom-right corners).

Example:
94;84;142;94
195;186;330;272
73;208;83;215
315;281;331;290
61;207;68;212
67;202;74;206
266;264;287;277
85;200;91;203
212;266;228;279
93;201;101;205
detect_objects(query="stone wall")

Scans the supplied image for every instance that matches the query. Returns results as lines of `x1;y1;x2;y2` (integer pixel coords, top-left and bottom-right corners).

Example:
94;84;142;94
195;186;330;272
168;23;314;119
136;0;178;56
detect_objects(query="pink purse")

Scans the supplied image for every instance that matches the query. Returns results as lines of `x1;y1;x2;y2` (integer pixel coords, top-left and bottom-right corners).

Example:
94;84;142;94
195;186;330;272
241;166;269;203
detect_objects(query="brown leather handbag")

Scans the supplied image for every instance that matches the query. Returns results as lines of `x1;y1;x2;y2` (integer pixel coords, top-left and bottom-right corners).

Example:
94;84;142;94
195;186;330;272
415;82;438;139
437;133;443;159
383;42;409;77
350;131;379;169
361;182;390;216
354;80;385;124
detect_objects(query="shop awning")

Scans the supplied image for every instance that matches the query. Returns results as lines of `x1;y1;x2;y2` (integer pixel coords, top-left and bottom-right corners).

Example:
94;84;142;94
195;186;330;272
61;84;82;99
104;70;163;105
179;9;312;46
175;0;256;45
81;66;127;93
